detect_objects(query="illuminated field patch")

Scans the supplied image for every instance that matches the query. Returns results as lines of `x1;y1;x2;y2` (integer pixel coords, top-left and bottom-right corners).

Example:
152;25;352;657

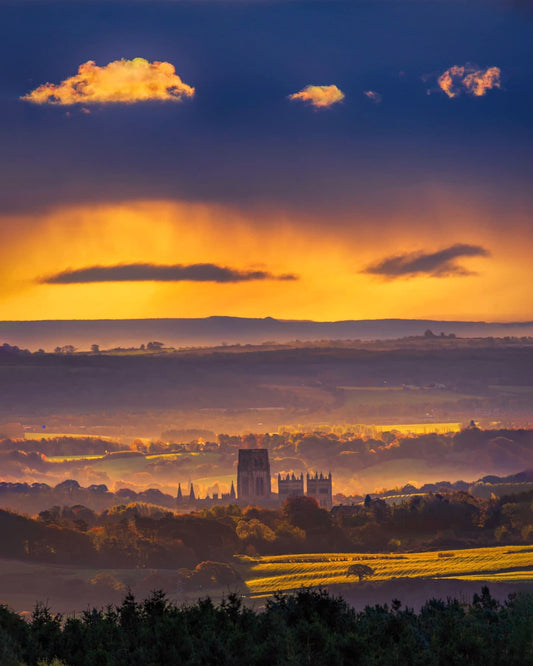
46;454;105;462
239;546;533;596
373;422;462;434
25;433;114;441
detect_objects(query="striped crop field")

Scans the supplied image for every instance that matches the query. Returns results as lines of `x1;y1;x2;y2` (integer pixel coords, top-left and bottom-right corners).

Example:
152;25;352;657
239;545;533;597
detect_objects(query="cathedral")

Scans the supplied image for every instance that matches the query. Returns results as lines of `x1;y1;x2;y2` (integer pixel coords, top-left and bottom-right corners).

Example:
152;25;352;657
176;448;333;509
277;471;333;509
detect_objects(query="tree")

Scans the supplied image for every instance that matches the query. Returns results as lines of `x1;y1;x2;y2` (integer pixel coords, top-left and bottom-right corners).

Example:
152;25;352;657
347;563;374;582
90;344;100;353
146;341;164;351
282;495;331;531
54;345;76;354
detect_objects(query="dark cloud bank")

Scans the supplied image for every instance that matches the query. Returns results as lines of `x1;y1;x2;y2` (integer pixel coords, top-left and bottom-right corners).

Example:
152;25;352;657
41;263;298;284
364;244;490;279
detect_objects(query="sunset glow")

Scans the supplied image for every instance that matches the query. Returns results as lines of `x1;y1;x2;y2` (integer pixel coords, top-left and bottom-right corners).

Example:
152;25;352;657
0;194;530;322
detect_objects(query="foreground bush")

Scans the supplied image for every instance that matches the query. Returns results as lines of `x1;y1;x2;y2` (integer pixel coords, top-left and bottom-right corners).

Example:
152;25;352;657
1;587;532;665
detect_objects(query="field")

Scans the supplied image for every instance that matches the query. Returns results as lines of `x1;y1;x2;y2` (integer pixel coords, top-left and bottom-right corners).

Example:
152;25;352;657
360;422;462;435
24;433;115;441
238;545;533;597
1;546;532;614
339;386;480;408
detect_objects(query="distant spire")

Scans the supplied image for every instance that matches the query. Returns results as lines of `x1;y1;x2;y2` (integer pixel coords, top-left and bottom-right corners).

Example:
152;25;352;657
189;483;196;501
230;480;236;498
177;483;183;500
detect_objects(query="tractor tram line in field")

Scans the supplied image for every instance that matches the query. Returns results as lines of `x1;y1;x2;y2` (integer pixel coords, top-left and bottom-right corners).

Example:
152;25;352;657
239;545;533;597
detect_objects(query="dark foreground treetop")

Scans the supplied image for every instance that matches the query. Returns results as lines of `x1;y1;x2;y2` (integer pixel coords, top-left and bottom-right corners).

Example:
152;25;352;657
1;587;532;665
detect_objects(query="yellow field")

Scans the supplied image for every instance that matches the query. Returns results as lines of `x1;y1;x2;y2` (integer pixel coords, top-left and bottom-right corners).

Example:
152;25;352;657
46;454;105;462
278;422;463;437
239;545;533;597
372;422;462;434
24;433;114;441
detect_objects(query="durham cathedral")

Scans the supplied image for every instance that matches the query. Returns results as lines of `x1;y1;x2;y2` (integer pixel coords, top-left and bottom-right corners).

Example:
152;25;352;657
176;448;333;510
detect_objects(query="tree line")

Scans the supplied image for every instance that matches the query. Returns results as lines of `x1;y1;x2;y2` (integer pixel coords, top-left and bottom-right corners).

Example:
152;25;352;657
0;489;531;571
1;586;533;665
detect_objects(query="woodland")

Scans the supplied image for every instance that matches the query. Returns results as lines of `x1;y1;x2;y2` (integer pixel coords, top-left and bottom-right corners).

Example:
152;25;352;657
0;489;532;572
1;587;532;665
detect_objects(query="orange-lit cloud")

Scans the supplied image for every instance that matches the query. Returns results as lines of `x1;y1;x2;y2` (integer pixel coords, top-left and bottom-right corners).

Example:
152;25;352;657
21;58;195;105
41;263;297;284
289;85;344;108
437;65;501;98
363;244;490;279
363;90;382;103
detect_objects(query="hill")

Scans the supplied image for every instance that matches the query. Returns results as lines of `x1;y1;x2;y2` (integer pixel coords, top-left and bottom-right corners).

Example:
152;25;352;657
2;316;533;351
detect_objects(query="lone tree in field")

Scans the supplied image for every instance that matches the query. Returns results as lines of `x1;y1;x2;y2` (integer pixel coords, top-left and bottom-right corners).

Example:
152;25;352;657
347;563;374;582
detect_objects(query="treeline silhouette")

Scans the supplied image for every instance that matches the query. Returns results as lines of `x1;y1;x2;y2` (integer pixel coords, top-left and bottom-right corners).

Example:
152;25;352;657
1;587;532;665
0;489;532;570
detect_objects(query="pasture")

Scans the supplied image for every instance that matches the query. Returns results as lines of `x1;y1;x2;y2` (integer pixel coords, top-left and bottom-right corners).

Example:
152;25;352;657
238;545;533;597
339;386;479;409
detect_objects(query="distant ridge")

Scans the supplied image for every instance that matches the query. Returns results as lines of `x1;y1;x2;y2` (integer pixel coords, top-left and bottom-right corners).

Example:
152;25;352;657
1;317;532;351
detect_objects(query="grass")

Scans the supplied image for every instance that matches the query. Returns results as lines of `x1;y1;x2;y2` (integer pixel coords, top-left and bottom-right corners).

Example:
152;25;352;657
339;386;479;408
237;545;533;597
0;558;235;614
489;385;533;396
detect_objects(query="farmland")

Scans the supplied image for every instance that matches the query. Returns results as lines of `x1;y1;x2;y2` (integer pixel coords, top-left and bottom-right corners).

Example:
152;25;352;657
238;545;533;597
1;545;532;615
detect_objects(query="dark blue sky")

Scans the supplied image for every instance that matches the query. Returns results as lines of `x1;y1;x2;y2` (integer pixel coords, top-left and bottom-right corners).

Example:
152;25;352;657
2;0;532;213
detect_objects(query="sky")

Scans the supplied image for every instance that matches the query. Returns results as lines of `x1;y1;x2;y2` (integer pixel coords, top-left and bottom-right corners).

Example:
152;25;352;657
1;0;532;322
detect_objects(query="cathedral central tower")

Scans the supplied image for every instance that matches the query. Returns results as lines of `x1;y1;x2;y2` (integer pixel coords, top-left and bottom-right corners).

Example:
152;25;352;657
237;449;271;503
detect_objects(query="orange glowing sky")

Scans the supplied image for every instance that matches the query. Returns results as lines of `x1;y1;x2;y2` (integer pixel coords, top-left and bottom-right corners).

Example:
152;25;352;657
0;193;530;322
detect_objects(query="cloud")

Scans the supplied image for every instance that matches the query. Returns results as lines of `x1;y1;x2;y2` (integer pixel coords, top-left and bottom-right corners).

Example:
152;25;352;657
289;85;344;108
40;263;298;284
21;58;195;105
363;244;490;279
363;90;382;103
437;65;501;98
